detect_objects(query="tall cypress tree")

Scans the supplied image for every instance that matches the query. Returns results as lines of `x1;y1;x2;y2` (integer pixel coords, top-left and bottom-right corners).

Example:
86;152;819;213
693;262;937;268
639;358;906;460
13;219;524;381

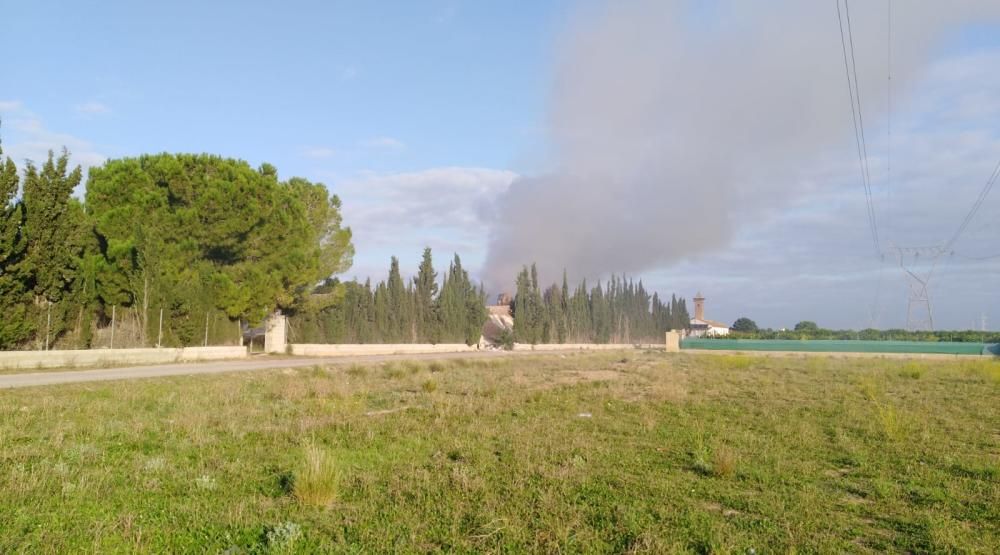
413;247;438;342
19;150;90;346
0;130;31;347
512;266;532;343
386;256;407;342
21;150;84;303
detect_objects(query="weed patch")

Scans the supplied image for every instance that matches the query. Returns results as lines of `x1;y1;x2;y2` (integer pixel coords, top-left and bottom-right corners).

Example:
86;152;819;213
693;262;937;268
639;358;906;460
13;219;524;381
1;352;997;552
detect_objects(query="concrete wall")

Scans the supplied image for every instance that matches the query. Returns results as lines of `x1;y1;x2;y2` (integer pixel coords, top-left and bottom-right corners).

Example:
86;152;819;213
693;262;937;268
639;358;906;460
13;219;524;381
0;346;247;370
289;343;641;357
289;343;480;357
512;343;637;352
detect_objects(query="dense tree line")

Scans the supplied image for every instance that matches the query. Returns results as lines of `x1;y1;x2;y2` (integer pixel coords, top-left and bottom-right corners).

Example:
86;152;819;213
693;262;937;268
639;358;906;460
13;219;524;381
0;137;352;349
511;264;690;344
722;321;1000;343
289;249;487;345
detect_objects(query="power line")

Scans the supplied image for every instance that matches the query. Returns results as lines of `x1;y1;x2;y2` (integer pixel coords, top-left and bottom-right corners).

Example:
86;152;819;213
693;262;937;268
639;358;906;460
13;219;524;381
944;157;1000;250
836;0;880;256
953;252;1000;261
885;0;893;241
846;0;881;252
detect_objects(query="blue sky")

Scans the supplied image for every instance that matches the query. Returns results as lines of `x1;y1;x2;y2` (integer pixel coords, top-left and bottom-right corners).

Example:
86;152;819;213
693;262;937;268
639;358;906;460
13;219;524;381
2;1;999;330
2;1;565;174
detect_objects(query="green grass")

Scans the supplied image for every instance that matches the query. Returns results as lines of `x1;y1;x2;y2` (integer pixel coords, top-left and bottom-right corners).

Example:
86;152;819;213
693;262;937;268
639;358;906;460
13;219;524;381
1;351;998;553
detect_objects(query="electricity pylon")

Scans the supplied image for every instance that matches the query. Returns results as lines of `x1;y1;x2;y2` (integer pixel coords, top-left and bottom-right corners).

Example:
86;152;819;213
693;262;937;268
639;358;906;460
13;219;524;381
887;243;945;331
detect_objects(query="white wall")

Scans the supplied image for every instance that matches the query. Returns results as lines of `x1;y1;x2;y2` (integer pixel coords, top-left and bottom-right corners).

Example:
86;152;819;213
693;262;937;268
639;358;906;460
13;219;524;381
513;343;637;351
288;343;640;357
289;344;481;357
0;346;247;370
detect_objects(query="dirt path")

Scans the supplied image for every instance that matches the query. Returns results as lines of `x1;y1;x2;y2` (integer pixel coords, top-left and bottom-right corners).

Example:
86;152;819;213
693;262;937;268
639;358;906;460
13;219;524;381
0;350;616;389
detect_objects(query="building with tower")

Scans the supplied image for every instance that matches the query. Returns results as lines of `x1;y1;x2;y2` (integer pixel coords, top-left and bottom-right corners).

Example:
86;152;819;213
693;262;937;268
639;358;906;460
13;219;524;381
688;292;730;337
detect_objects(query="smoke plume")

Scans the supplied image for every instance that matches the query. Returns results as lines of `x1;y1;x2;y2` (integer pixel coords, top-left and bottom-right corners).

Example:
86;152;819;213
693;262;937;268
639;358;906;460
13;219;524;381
483;0;1000;289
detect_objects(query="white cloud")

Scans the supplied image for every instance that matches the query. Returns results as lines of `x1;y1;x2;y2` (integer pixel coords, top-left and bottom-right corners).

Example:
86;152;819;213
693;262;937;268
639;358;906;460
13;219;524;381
301;146;337;159
360;136;405;150
3;115;106;170
334;167;517;279
74;101;111;116
0;100;23;113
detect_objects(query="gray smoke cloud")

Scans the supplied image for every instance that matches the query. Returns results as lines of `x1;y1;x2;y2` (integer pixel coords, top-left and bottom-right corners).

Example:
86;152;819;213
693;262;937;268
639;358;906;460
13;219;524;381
483;0;1000;290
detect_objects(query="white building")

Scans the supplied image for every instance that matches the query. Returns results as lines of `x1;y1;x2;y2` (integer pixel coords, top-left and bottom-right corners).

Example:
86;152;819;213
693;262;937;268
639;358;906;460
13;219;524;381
688;292;730;337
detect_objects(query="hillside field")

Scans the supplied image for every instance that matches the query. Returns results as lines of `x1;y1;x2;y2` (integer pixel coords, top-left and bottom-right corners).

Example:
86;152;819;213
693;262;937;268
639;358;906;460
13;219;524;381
1;351;998;553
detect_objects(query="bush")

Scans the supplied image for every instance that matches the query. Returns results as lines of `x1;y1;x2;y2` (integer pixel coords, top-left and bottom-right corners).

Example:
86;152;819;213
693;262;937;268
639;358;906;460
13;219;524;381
731;317;758;333
498;329;515;351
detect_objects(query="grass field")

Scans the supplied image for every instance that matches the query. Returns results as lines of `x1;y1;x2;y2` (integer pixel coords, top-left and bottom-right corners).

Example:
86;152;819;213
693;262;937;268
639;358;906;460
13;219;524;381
1;351;998;553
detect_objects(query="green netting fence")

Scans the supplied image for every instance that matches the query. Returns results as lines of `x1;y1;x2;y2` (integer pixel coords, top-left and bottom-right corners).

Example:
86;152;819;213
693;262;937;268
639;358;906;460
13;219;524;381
681;338;998;356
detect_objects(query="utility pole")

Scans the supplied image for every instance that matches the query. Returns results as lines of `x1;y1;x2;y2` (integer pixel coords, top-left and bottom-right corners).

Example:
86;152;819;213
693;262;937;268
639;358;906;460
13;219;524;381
157;308;163;348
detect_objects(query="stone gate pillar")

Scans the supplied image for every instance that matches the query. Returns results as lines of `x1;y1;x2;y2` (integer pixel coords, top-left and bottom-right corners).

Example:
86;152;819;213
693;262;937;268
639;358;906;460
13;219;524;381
665;331;680;353
264;312;287;354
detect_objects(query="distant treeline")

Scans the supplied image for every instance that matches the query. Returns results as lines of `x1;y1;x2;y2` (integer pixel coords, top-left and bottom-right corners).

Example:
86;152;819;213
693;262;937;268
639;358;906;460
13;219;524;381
0;142;352;349
2;135;688;350
289;255;690;346
510;265;690;345
289;250;487;345
723;328;1000;343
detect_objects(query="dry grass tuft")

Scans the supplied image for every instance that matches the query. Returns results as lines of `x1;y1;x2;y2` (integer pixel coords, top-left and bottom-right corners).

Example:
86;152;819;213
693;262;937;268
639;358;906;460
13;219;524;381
428;362;446;373
293;439;339;508
876;403;905;442
897;362;925;380
712;446;738;478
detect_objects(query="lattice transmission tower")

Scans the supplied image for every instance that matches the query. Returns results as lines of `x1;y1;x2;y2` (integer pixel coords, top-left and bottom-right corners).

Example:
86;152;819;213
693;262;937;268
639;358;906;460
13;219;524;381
887;243;946;331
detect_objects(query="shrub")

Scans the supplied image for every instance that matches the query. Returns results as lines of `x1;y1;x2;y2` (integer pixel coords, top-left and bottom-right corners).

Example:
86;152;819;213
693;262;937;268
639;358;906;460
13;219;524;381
498;329;515;351
265;521;303;554
422;380;437;393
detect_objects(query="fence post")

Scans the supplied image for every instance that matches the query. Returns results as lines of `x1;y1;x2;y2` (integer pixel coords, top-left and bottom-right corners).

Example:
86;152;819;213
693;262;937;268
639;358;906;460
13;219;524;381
110;305;116;349
204;312;209;347
45;302;52;351
157;308;163;348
